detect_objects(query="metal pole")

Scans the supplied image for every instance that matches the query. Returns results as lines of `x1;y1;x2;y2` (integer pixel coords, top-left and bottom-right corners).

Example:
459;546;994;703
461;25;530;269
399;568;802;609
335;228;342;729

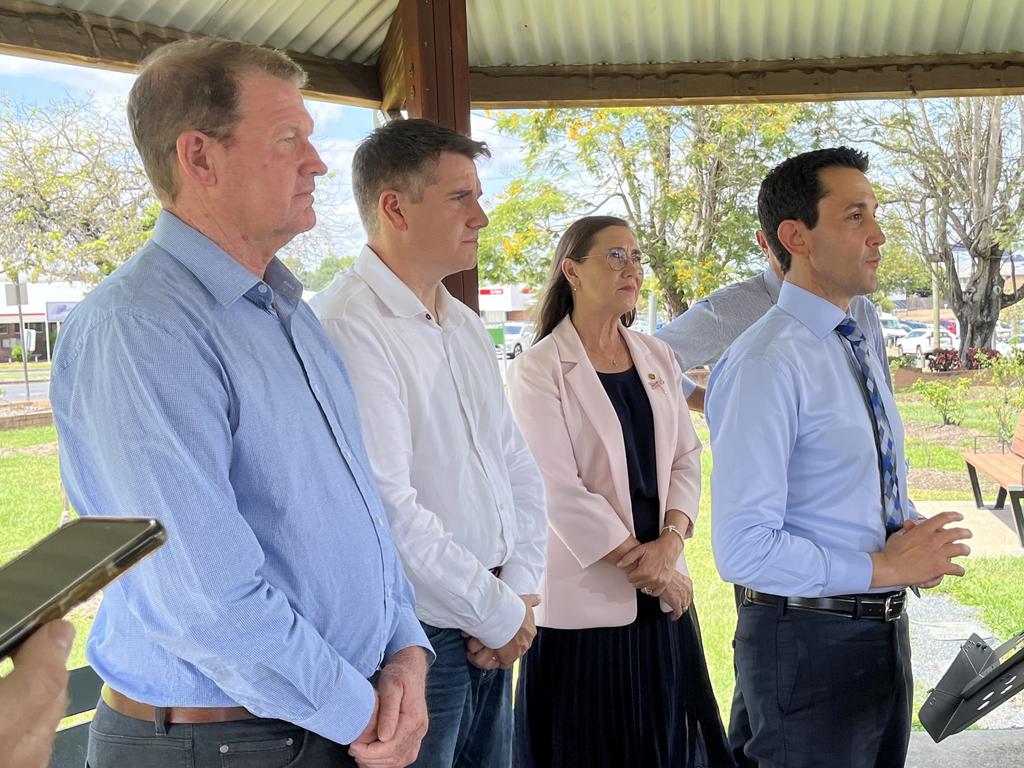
15;282;30;401
44;319;51;362
933;265;942;352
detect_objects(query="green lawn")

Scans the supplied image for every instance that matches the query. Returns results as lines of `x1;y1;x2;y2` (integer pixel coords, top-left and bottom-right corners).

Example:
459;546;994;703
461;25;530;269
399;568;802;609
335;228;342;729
0;412;1019;721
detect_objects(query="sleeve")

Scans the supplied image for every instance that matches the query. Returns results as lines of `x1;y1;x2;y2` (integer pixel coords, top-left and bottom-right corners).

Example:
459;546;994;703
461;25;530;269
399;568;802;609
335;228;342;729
654;300;725;372
52;312;376;744
707;354;874;596
662;350;702;530
507;351;632;569
681;373;698;398
319;317;526;650
491;359;548;598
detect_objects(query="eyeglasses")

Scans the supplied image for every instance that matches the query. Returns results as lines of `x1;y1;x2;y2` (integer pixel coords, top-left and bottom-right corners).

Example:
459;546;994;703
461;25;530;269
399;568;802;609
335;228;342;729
605;247;648;271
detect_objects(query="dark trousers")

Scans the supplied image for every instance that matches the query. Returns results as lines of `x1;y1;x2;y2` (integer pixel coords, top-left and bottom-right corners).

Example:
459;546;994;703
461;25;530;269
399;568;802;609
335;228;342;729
728;584;758;768
412;623;512;768
734;602;912;768
86;699;355;767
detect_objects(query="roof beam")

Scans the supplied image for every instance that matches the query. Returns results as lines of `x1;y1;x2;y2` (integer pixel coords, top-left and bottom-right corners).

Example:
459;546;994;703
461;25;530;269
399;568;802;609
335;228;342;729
0;0;381;106
469;54;1024;108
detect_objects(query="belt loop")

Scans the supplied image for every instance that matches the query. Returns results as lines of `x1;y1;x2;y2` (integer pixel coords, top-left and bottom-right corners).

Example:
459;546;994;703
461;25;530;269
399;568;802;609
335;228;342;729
852;595;863;621
154;707;169;736
777;596;787;617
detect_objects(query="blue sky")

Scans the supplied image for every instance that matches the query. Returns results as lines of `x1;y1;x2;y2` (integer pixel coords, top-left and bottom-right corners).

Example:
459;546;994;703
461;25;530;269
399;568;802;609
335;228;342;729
0;52;524;261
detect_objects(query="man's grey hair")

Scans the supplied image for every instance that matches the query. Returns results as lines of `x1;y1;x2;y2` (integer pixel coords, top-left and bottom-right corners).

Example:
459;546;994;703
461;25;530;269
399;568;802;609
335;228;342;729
128;38;307;202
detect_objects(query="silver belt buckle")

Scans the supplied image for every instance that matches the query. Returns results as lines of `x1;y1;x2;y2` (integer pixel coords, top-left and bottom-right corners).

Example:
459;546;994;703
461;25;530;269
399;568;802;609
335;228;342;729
883;593;898;622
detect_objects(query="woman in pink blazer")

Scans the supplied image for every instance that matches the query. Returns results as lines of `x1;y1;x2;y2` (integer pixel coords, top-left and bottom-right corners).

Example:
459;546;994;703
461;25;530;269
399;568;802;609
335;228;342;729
508;216;730;768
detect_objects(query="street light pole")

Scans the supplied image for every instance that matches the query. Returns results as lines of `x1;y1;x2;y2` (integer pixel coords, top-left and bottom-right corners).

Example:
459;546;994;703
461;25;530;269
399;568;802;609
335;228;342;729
14;281;30;400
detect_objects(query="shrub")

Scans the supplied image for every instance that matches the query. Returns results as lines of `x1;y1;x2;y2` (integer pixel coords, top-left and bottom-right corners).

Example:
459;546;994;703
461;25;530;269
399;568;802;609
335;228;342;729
10;344;23;363
912;377;971;426
980;354;1024;449
965;347;1000;370
928;349;961;372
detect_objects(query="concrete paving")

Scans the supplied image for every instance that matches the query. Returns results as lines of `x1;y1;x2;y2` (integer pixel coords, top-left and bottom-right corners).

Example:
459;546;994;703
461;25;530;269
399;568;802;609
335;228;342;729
908;729;1024;767
913;500;1023;557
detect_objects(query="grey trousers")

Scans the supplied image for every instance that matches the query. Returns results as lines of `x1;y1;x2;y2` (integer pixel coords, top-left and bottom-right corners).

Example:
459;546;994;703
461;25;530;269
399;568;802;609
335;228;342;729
86;700;356;767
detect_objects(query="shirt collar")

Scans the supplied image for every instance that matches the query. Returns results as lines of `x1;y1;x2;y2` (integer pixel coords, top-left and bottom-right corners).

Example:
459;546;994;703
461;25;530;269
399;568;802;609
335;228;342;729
150;210;302;311
762;267;783;303
353;245;465;327
777;281;848;340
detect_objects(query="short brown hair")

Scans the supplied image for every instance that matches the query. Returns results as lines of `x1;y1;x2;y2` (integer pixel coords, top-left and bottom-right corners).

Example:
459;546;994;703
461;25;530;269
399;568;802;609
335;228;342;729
352;118;490;234
128;38;306;201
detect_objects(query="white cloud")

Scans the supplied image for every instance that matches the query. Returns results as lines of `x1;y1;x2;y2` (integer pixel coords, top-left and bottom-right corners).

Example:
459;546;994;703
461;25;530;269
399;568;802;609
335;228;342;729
0;53;134;97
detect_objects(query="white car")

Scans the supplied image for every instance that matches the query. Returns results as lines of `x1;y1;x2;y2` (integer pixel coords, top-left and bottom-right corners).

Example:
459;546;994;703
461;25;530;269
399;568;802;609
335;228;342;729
501;322;535;358
878;315;908;346
897;328;957;357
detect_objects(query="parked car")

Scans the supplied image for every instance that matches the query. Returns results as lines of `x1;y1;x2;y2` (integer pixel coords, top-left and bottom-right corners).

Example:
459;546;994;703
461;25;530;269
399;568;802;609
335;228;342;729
900;320;927;332
878;315;908;346
897;328;957;357
500;322;535;358
996;334;1024;356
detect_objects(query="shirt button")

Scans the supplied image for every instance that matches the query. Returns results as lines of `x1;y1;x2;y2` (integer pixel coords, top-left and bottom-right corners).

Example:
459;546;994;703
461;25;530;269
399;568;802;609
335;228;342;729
343;450;352;462
378;517;385;526
425;313;432;321
312;384;320;394
258;284;268;294
285;738;294;746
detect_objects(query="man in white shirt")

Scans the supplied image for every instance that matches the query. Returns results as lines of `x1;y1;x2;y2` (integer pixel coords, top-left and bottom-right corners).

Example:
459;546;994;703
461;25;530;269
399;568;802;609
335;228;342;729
311;118;547;768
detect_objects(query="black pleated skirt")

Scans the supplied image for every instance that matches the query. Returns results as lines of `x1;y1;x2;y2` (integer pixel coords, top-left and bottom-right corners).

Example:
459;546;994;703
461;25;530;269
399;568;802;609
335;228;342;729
513;595;733;768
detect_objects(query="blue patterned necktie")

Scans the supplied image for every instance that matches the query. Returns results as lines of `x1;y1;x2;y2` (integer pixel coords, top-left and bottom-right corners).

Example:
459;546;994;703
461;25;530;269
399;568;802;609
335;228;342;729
835;316;905;530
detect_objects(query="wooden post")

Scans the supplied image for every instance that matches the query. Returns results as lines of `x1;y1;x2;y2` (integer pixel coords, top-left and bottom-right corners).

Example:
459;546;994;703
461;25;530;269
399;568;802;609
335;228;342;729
379;0;478;313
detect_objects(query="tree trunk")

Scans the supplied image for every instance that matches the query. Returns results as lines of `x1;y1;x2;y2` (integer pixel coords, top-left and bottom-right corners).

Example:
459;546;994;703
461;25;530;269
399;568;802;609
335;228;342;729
952;242;1003;354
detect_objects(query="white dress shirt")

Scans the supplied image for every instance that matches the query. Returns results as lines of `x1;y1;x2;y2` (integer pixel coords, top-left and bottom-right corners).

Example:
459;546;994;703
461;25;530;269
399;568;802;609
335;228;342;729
310;246;547;649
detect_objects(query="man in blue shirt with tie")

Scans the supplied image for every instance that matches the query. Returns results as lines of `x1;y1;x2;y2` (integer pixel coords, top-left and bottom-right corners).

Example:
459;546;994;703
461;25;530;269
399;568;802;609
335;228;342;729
51;39;430;768
707;147;972;768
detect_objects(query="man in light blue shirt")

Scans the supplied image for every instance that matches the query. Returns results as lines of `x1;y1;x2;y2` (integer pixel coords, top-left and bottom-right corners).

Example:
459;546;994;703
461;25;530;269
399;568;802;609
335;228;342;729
52;39;430;768
707;148;971;768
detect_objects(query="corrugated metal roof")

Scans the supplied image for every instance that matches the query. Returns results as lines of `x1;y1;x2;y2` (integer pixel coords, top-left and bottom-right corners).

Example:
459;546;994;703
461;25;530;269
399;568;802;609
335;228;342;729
35;0;398;64
24;0;1024;68
467;0;1024;67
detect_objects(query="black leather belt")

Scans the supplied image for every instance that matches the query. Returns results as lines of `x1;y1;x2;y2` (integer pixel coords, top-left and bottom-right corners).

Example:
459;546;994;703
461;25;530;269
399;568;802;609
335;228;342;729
744;588;907;622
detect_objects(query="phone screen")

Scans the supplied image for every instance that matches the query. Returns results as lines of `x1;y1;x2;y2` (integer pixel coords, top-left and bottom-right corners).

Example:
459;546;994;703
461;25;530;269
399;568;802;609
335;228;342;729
0;518;164;650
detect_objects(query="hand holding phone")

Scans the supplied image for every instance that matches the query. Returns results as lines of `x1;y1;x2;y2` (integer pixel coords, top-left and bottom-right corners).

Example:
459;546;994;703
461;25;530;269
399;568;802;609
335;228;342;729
0;517;166;660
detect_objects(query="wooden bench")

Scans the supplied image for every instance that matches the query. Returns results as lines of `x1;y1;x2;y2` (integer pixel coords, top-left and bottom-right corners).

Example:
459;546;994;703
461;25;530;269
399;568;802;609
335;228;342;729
49;665;103;768
962;413;1024;547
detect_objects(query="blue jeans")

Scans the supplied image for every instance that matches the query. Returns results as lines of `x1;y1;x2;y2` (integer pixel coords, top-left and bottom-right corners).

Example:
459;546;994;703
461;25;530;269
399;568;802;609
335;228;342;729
86;700;355;767
413;623;512;768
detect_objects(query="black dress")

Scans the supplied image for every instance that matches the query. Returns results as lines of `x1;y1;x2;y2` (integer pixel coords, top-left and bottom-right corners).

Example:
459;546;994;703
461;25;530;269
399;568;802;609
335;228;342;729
513;366;733;768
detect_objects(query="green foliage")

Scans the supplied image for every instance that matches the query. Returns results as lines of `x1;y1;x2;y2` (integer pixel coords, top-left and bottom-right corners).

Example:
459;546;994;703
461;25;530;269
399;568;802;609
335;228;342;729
0;96;156;283
489;104;828;312
10;344;22;363
911;377;972;425
477;178;579;287
873;217;934;297
936;557;1024;640
979;354;1024;449
282;255;357;293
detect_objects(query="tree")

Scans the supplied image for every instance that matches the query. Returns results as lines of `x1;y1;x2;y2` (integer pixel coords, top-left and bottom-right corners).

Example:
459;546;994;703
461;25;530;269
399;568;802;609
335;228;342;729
488;104;825;315
281;254;357;292
0;96;156;283
874;211;935;298
854;97;1024;357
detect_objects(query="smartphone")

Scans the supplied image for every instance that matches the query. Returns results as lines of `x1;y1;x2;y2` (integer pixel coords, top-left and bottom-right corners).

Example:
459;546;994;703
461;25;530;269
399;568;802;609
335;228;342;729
0;517;166;659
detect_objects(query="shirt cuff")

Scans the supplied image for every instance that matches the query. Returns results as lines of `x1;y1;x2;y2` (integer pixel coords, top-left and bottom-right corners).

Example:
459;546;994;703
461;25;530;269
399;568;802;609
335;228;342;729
295;667;377;746
463;583;526;649
385;606;435;665
826;550;874;596
498;561;539;598
681;373;697;397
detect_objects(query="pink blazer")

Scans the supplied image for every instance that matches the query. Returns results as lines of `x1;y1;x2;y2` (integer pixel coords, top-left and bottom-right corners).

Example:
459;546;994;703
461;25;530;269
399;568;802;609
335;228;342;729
507;315;702;629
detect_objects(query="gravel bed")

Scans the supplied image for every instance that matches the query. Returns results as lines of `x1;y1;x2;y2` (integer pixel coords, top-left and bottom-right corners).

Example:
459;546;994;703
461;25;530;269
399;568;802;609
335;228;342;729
908;593;1024;729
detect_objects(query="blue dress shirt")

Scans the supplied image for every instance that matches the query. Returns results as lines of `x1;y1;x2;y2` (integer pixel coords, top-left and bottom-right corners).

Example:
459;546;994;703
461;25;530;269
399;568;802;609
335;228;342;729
706;282;916;597
51;211;429;744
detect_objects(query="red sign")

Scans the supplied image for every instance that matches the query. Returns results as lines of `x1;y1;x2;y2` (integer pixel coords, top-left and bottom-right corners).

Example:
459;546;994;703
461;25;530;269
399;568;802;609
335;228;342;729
479;288;504;295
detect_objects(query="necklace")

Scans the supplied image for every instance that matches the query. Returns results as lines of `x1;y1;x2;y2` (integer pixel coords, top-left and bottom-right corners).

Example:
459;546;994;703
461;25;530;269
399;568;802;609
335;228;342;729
584;340;625;369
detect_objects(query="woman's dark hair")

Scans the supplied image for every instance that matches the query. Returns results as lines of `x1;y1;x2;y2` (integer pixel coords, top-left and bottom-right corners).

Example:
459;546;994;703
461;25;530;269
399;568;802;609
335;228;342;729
533;216;635;343
757;146;869;273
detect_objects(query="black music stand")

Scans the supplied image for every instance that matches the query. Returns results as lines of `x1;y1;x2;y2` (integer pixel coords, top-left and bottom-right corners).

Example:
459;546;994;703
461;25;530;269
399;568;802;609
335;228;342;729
920;629;1024;741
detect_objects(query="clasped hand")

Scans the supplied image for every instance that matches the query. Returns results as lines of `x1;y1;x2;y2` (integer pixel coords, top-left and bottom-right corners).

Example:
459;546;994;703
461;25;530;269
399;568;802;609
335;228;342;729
463;594;540;671
349;646;429;768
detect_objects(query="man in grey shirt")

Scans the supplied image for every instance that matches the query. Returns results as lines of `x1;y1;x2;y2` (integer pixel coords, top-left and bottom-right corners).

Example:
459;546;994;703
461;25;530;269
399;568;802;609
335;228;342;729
655;229;892;768
657;230;890;412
